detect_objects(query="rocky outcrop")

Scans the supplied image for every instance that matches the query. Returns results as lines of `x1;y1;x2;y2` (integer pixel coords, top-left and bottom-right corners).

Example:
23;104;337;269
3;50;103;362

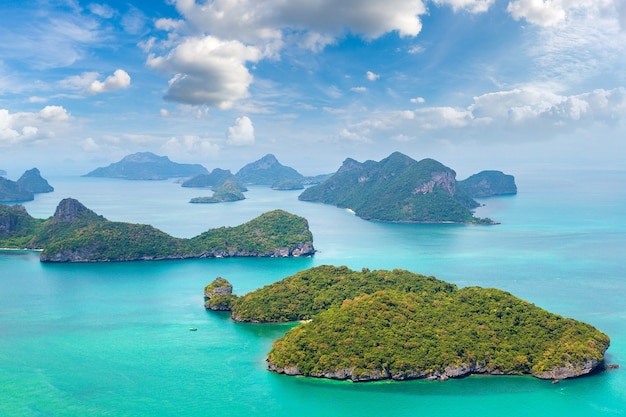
16;168;54;193
52;198;103;223
204;277;236;311
534;359;603;380
268;358;605;382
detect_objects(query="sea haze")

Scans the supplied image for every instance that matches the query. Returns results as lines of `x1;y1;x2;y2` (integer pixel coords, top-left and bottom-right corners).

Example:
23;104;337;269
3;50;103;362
1;169;625;416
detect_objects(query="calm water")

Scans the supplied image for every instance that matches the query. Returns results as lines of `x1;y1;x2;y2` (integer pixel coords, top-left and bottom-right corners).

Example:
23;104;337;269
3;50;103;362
1;170;625;416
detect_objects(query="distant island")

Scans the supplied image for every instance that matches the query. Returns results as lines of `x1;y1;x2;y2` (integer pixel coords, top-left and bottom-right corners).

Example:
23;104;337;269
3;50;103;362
458;170;518;197
189;179;246;203
0;168;54;202
0;198;314;262
205;265;610;382
181;168;247;190
235;154;304;186
299;152;513;224
83;152;208;180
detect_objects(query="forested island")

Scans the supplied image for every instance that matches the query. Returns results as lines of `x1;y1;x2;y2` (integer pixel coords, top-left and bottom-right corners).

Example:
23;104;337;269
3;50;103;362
83;152;208;180
299;152;516;224
0;198;314;262
205;266;610;382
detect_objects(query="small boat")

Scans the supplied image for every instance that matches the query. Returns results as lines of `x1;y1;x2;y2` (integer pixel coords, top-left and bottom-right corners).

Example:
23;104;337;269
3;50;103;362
189;327;198;331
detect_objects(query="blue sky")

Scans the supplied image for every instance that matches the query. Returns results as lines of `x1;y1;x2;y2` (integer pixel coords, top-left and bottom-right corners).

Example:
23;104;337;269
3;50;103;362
1;0;625;177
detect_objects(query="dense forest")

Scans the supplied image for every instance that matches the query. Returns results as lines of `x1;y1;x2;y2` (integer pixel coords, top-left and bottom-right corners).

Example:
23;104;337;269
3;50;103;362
206;266;610;382
0;198;314;262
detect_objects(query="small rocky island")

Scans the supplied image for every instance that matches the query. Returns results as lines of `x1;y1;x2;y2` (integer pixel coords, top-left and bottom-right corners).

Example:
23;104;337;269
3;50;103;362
205;266;610;382
189;179;246;204
0;168;54;202
299;152;516;224
0;198;314;262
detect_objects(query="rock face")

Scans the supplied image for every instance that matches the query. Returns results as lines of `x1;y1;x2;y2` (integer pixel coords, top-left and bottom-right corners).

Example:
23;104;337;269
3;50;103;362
83;152;208;180
458;170;517;198
52;198;103;223
204;277;236;311
235;154;304;185
17;168;54;193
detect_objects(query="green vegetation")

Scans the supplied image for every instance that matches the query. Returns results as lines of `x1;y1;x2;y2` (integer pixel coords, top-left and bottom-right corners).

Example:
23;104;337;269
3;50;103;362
190;179;246;203
207;265;610;381
229;265;454;322
299;152;494;223
204;277;237;310
0;198;315;262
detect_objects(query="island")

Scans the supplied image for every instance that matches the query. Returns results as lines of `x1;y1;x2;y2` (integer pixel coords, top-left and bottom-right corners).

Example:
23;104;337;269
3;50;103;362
235;154;305;185
0;168;54;202
299;152;501;224
189;179;246;203
181;168;247;191
458;170;518;197
271;179;304;190
0;198;315;262
205;265;610;382
83;152;208;180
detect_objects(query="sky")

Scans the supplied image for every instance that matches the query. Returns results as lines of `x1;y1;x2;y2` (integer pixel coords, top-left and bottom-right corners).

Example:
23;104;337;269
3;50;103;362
1;0;625;178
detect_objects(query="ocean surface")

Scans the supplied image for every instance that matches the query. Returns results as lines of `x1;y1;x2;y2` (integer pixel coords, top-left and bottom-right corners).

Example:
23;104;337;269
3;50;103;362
1;170;625;416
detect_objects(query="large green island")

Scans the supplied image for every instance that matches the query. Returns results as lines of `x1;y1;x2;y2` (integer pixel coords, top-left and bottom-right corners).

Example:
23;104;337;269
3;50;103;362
0;198;314;262
205;266;610;382
299;152;516;224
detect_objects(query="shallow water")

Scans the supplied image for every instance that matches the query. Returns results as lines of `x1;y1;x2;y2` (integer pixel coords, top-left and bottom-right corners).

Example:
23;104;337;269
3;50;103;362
1;169;625;416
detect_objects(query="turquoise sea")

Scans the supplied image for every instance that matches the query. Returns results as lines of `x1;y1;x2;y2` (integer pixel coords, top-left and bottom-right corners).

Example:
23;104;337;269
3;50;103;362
1;169;625;416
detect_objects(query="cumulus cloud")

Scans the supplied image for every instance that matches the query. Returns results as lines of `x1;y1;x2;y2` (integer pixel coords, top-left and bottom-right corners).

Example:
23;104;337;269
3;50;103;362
0;106;71;145
507;0;566;26
86;69;131;94
433;0;495;14
226;116;255;146
366;71;380;81
410;97;425;104
351;86;367;93
146;0;429;109
171;0;427;44
147;36;262;108
335;85;626;144
162;135;221;159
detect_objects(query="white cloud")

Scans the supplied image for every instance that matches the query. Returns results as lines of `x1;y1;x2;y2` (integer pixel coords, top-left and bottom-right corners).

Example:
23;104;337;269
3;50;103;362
162;135;221;159
88;3;117;19
366;71;380;81
149;0;429;109
160;109;170;117
86;69;131;94
334;85;626;144
226;116;255;146
433;0;495;13
171;0;427;44
147;36;262;108
410;97;425;104
507;0;567;26
0;106;71;146
351;86;367;93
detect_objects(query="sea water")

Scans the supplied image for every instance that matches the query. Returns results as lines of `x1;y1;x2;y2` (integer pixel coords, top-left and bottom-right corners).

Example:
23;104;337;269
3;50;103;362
1;170;625;416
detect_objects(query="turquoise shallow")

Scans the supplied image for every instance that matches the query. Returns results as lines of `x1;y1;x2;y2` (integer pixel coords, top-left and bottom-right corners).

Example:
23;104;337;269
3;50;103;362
1;169;625;416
